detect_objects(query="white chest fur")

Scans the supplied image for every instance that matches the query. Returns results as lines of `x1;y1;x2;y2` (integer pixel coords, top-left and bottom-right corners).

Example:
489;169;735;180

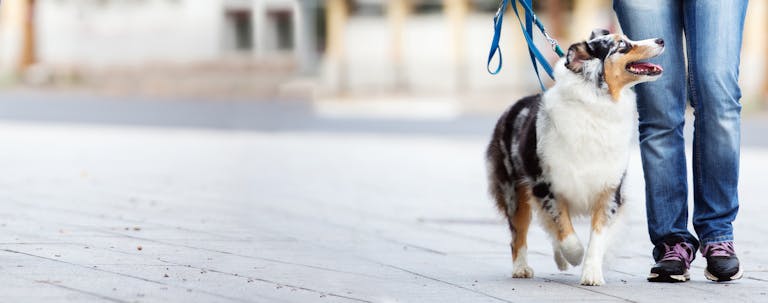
536;83;638;215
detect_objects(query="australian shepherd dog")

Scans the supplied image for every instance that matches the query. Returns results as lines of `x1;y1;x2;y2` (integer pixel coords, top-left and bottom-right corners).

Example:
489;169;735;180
486;29;665;285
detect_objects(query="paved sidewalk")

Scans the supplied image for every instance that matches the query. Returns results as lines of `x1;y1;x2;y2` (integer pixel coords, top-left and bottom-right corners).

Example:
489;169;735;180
0;118;766;303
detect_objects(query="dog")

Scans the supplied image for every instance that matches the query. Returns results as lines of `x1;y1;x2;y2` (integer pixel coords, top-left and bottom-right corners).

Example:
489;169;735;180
486;29;665;286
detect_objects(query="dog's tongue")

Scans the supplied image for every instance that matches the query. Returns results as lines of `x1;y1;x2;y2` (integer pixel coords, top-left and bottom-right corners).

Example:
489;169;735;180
628;62;663;73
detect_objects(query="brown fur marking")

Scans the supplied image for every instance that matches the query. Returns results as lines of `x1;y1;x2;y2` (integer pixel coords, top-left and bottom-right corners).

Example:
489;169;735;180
536;194;577;242
511;186;532;260
554;197;576;241
590;188;616;234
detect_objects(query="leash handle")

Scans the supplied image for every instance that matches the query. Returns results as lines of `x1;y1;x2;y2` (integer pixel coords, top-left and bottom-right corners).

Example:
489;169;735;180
486;0;509;75
486;0;565;91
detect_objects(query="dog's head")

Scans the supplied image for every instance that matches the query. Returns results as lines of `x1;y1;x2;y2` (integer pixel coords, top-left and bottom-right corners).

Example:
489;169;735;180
565;29;665;100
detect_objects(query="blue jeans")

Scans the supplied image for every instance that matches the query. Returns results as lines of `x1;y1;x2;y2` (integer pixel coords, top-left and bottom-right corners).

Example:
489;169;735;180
614;0;747;259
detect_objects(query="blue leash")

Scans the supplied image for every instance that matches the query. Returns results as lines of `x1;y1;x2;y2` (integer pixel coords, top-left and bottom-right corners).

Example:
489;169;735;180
487;0;565;91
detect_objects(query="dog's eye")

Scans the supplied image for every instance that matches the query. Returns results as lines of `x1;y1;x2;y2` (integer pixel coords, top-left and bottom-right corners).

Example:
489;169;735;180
617;40;631;53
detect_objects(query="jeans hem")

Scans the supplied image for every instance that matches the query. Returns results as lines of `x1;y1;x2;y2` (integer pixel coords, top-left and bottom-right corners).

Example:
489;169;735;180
699;235;734;246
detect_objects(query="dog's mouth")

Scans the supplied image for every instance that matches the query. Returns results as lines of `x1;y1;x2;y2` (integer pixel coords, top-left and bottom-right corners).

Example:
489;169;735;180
626;62;663;76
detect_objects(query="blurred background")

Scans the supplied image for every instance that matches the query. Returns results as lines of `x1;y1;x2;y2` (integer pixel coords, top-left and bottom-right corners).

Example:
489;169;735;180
0;0;764;114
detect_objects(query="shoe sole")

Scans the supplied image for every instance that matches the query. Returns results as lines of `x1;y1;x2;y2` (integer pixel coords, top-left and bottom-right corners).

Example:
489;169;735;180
648;271;690;283
704;266;744;282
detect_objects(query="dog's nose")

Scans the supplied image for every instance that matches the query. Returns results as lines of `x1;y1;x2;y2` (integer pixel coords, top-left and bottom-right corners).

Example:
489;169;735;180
655;38;665;46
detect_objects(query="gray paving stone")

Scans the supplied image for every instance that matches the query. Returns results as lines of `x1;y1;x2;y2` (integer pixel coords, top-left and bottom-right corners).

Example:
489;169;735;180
0;121;765;302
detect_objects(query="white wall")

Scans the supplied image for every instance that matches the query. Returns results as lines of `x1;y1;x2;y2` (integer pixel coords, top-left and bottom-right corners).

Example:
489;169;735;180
36;0;225;67
0;0;26;75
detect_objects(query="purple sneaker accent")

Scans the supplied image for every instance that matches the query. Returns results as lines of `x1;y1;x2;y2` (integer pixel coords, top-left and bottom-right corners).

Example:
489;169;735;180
659;242;695;269
701;242;736;257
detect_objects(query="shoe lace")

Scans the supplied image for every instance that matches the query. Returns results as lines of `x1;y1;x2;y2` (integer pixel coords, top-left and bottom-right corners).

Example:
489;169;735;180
702;242;735;257
660;242;694;266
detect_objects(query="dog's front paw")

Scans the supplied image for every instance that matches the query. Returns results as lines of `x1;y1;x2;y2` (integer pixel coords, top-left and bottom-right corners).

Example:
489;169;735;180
559;234;584;266
554;249;569;271
580;264;605;286
512;265;534;278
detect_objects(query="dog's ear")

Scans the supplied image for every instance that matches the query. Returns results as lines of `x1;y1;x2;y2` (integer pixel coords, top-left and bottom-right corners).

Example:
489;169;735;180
589;28;611;40
565;42;594;73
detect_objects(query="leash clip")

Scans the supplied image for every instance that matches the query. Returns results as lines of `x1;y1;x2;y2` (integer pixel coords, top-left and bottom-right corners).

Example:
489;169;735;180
542;28;565;57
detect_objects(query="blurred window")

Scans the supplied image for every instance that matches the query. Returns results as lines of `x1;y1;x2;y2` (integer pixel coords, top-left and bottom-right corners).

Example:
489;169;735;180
471;0;501;13
412;0;443;15
225;10;254;52
350;0;385;16
268;10;294;51
314;4;327;53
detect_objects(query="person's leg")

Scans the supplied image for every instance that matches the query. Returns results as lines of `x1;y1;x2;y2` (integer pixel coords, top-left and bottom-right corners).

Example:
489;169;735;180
614;0;698;283
683;0;747;282
614;0;697;252
683;0;746;248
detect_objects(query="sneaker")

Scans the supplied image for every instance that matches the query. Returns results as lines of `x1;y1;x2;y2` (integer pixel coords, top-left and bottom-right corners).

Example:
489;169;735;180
648;240;695;282
702;241;743;282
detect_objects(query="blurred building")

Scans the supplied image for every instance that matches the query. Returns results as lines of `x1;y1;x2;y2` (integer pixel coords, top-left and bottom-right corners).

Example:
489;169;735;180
0;0;765;104
323;0;767;105
321;0;616;100
0;0;322;97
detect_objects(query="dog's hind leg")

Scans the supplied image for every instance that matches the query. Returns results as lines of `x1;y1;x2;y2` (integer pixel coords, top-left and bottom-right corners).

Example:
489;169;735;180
580;180;626;286
508;185;534;278
532;182;584;268
487;126;534;278
488;172;533;278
